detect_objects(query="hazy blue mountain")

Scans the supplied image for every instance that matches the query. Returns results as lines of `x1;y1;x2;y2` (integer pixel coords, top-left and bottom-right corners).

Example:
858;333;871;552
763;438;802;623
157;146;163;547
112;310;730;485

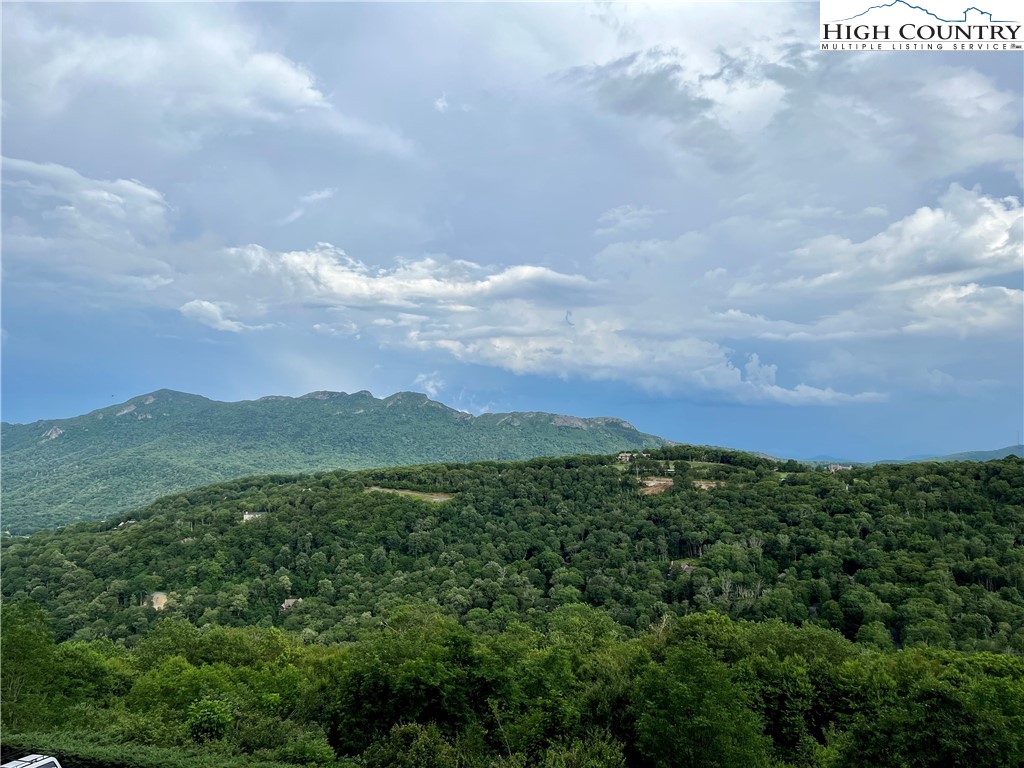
888;445;1024;463
804;445;1023;465
1;389;669;534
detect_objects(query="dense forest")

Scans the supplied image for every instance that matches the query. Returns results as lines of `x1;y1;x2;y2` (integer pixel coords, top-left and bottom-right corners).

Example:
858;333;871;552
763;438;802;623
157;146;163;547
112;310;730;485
5;602;1023;768
3;450;1023;766
0;389;667;534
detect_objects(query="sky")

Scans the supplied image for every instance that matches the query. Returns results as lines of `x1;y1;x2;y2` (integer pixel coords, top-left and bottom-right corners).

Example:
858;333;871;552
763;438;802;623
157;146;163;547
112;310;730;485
1;1;1022;461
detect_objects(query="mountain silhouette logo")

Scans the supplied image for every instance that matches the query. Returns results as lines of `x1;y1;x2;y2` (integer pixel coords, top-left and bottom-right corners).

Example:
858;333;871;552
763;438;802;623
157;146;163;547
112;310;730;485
830;1;1018;23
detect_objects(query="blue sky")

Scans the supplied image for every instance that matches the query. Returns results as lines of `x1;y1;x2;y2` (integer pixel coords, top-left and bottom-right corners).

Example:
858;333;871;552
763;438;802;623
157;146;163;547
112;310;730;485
2;2;1021;461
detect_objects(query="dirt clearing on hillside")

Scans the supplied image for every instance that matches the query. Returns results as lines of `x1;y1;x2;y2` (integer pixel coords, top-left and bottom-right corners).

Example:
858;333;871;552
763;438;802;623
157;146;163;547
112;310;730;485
640;477;674;495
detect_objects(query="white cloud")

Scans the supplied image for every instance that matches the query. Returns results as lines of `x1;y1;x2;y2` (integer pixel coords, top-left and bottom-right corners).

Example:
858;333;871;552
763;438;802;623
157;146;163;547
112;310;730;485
1;156;174;294
2;156;171;241
562;48;746;172
221;243;596;310
744;353;776;386
789;184;1022;292
312;320;359;338
279;188;338;226
715;185;1023;343
3;4;412;155
904;284;1024;336
402;314;884;405
179;300;265;333
432;92;473;114
413;371;445;398
558;31;1021;230
3;152;1016;407
301;188;337;204
749;55;1024;198
2;0;1020;445
914;368;1001;396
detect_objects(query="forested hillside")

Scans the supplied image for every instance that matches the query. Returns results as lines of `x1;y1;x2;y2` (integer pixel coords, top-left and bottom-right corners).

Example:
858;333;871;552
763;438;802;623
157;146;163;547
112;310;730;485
2;451;1023;766
4;450;1022;648
0;389;667;534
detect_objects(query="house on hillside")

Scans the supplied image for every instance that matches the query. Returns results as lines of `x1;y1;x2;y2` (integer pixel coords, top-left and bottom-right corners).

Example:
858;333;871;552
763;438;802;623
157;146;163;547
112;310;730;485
279;597;303;613
827;464;852;474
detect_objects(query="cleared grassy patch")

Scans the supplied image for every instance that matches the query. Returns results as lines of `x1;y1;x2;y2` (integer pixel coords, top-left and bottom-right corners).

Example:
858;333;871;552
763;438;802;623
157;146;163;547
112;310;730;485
365;486;454;503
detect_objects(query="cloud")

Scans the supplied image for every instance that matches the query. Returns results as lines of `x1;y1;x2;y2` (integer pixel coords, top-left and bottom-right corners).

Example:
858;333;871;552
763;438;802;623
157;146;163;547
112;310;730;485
594;204;664;237
312;320;359;337
9;156;1015;409
558;34;1020;225
561;48;745;171
3;4;413;155
279;188;338;226
169;237;876;404
220;243;597;310
398;311;885;405
1;156;174;294
179;300;266;333
904;284;1024;336
413;371;445;398
432;92;472;114
916;368;1001;396
301;188;337;204
787;184;1022;293
2;0;1019;449
716;185;1022;343
743;353;776;386
743;53;1023;204
2;156;171;241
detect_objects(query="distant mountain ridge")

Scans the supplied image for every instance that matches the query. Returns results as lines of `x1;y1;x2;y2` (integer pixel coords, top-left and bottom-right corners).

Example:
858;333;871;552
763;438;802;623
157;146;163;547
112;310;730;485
882;445;1024;464
0;389;670;534
804;445;1023;465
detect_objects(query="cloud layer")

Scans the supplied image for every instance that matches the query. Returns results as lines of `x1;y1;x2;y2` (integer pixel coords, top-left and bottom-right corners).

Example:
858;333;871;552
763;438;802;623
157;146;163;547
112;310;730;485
6;151;1018;406
2;2;1020;432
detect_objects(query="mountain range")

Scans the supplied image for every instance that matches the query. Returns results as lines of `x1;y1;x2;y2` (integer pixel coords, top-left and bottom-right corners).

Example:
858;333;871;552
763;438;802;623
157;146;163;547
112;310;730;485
0;389;669;534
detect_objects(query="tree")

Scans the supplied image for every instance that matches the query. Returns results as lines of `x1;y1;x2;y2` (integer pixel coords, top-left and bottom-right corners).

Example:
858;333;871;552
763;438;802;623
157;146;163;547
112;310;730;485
361;723;460;768
631;642;771;768
840;672;1023;768
187;697;233;742
541;730;628;768
1;600;57;730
